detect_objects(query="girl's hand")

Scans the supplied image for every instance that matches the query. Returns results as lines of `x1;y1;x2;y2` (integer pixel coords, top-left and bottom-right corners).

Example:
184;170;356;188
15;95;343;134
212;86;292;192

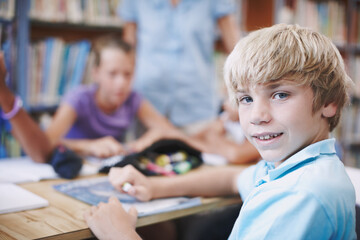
86;136;126;158
109;165;153;202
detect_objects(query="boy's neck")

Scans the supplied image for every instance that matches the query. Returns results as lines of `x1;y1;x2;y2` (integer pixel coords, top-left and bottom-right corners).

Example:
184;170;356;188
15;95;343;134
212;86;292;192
273;135;331;168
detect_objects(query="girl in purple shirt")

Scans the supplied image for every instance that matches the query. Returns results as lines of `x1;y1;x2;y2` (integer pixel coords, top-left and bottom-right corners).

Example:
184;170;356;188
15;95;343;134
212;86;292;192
45;35;186;158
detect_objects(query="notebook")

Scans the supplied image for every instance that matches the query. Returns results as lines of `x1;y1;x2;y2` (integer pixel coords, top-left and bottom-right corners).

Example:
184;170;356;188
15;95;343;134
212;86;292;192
0;183;49;214
53;176;202;217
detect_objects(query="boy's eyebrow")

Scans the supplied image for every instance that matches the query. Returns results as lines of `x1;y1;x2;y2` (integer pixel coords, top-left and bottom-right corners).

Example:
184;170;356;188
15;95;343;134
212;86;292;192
237;83;282;92
265;79;296;89
236;89;247;93
267;83;282;89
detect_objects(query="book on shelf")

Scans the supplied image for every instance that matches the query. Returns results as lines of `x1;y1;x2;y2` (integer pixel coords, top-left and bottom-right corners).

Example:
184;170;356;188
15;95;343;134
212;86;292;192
27;38;91;108
29;0;123;26
0;0;15;20
291;0;346;46
68;40;91;90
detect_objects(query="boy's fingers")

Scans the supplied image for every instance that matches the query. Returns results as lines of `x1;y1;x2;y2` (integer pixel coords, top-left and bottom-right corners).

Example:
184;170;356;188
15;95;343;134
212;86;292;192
109;196;120;204
83;210;92;221
128;206;138;219
130;185;151;202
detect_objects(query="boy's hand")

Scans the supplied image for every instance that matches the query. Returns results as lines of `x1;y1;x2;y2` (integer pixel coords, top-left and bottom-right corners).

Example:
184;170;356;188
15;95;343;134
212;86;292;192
84;196;140;240
86;136;126;158
109;165;153;202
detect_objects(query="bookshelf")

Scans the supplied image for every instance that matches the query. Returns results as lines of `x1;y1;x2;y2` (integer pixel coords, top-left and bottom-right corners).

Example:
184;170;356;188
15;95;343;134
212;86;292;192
0;0;123;158
26;0;123;112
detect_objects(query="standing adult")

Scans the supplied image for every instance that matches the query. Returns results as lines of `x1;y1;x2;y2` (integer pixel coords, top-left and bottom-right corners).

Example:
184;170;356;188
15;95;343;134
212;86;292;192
118;0;240;133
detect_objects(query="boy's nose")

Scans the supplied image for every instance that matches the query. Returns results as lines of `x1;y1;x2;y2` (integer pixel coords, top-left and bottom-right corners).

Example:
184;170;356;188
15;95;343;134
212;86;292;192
250;101;271;125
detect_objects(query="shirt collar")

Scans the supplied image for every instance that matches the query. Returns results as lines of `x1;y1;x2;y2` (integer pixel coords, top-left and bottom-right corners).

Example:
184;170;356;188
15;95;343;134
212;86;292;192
255;138;337;187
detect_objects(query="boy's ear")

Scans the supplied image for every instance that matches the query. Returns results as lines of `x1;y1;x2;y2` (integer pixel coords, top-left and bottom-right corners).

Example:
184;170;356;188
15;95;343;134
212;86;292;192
321;102;337;118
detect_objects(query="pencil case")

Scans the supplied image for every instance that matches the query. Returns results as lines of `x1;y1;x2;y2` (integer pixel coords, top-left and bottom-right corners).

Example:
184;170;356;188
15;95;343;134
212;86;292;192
99;138;203;176
49;145;83;179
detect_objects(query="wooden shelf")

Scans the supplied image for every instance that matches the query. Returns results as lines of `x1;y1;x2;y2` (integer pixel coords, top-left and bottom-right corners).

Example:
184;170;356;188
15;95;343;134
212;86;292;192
30;20;122;42
350;142;360;151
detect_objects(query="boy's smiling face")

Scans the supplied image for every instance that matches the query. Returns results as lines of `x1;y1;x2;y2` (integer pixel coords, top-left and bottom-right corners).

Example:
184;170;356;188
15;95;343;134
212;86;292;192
236;79;336;166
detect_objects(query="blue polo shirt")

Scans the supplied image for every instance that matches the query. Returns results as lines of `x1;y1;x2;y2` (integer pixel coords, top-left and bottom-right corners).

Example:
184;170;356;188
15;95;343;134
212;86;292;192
229;139;356;240
118;0;235;126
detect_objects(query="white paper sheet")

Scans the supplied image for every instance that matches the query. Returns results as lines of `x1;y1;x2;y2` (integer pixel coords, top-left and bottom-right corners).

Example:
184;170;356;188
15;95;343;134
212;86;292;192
0;183;49;214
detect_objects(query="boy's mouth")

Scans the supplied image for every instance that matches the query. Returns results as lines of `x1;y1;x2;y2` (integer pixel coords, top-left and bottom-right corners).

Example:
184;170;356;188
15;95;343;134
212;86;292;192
253;133;283;140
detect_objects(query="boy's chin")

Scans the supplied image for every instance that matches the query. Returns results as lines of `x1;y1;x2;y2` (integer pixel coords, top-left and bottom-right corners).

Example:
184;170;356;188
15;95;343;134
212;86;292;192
260;152;289;165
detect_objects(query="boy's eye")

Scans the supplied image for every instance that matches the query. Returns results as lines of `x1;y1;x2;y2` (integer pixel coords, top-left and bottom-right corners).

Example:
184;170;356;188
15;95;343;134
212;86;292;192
239;96;253;104
273;92;289;99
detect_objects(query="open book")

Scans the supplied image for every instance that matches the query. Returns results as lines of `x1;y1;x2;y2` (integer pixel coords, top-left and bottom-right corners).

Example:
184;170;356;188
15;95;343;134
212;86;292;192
53;177;201;217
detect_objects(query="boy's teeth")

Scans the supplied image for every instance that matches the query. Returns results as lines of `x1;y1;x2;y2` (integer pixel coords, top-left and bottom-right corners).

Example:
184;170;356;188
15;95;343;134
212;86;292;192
258;134;280;140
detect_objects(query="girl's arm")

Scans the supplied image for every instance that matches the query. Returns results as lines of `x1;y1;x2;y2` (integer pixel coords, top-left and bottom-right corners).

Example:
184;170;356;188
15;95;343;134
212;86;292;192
45;104;77;147
47;104;126;158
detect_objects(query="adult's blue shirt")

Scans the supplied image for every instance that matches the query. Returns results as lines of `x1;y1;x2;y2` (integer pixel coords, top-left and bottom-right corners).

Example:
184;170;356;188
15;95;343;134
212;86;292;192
229;139;356;240
119;0;235;126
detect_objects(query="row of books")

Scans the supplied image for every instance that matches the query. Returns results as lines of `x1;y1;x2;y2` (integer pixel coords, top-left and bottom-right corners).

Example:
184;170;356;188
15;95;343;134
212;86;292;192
340;94;360;167
29;0;123;26
27;38;92;107
350;56;360;98
282;0;346;46
0;0;14;20
356;7;360;45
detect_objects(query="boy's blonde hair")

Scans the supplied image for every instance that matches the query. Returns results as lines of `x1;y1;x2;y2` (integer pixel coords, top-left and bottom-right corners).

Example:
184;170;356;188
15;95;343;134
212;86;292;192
224;24;354;132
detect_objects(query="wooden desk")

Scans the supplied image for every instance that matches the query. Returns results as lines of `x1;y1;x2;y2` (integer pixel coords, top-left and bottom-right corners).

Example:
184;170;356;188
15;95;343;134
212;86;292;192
0;176;242;240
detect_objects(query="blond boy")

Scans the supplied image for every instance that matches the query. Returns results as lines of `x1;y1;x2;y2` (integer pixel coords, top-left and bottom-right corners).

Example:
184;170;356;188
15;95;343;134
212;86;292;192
84;24;356;240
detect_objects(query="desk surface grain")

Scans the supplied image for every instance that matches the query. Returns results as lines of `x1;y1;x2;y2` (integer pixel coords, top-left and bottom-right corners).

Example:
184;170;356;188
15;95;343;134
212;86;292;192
0;174;242;240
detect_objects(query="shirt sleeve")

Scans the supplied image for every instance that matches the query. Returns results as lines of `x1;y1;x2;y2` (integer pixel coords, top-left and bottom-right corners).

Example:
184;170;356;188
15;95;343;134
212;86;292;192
236;164;257;200
235;189;334;239
118;0;137;22
212;0;236;19
130;91;143;115
61;87;84;114
236;160;268;200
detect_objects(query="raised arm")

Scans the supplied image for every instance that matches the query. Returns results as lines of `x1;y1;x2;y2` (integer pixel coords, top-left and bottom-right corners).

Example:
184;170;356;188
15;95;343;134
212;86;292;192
0;53;53;163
